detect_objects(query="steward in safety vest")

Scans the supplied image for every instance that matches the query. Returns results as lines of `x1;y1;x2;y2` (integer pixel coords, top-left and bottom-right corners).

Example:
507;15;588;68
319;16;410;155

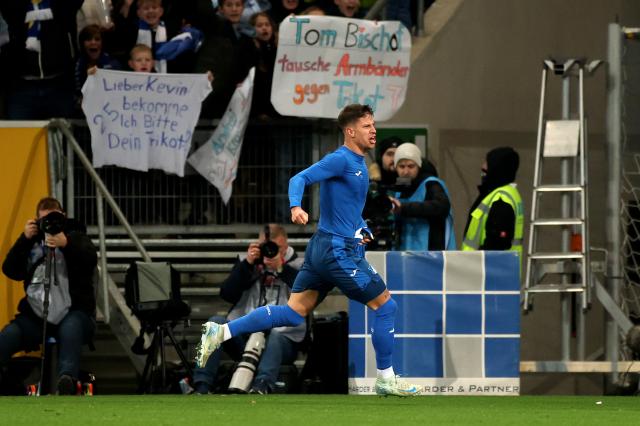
462;147;524;262
390;143;456;251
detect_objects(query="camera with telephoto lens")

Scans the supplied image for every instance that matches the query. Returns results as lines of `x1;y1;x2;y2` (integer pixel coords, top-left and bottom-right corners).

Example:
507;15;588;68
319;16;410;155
257;225;279;264
362;177;411;250
228;332;266;393
37;211;66;235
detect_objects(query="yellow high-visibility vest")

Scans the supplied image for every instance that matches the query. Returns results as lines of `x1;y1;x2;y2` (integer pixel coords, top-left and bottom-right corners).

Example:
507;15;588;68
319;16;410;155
462;184;524;262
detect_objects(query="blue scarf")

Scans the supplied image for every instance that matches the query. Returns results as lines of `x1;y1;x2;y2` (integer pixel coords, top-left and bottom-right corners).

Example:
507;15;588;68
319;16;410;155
137;20;167;73
25;0;53;52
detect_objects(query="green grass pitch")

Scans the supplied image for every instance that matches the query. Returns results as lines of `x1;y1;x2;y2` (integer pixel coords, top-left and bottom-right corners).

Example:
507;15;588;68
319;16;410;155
0;395;638;425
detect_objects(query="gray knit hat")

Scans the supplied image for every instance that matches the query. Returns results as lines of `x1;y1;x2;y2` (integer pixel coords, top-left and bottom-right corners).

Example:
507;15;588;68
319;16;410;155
394;143;422;168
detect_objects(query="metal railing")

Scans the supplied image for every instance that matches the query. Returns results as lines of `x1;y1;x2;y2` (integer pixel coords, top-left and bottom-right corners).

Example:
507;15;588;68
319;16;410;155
64;119;339;231
48;119;152;373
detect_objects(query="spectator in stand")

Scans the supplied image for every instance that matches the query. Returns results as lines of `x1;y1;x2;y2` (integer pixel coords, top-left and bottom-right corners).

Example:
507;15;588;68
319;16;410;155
325;0;362;18
124;42;213;80
108;0;169;72
389;0;436;35
87;43;154;73
300;5;325;16
75;24;121;113
241;0;272;25
0;0;83;120
270;0;304;24
193;0;255;118
128;43;155;72
249;11;279;120
386;0;412;32
107;0;197;73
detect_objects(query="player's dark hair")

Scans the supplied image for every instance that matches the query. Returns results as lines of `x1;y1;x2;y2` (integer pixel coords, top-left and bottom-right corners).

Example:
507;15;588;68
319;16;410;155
337;104;374;131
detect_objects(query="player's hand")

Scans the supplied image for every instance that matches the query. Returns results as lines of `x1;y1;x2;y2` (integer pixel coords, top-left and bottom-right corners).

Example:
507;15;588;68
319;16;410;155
24;219;39;239
356;227;374;245
389;196;401;214
246;242;261;265
291;207;308;225
44;232;67;248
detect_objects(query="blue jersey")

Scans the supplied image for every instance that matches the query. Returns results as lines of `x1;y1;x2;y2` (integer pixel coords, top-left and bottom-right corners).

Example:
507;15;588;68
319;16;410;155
289;146;368;239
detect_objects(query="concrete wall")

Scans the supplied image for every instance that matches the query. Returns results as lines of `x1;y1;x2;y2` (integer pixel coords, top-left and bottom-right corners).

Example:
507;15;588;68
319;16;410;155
390;0;640;394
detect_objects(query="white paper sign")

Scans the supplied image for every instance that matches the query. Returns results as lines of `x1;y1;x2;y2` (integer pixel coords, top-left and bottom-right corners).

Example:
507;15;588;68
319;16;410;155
82;69;211;176
188;68;255;204
271;16;411;121
543;120;580;157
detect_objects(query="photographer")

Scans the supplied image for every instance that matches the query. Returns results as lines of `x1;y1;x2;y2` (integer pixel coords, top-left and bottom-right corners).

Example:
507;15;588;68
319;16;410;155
368;136;401;185
192;224;305;394
0;197;97;395
362;137;401;250
389;143;456;251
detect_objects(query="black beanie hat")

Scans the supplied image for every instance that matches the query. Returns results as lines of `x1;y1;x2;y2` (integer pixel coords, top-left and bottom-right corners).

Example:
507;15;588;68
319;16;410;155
486;147;519;185
377;136;402;161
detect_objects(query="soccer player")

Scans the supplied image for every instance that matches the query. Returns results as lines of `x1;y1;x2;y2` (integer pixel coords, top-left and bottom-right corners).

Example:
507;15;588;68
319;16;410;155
196;104;420;396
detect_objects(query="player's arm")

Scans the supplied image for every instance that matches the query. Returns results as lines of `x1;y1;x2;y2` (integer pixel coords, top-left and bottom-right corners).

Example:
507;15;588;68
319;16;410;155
289;153;346;224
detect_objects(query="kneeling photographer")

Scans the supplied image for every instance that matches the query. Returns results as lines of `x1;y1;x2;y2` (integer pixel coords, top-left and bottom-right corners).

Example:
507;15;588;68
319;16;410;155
389;143;457;251
0;197;97;395
191;224;305;394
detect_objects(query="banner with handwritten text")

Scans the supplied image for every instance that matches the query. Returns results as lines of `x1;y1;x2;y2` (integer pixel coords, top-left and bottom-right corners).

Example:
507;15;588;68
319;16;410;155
82;70;211;176
188;68;255;204
271;16;411;121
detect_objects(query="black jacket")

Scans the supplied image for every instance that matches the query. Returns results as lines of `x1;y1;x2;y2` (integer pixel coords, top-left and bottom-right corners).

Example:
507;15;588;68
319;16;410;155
2;218;98;318
464;147;519;250
220;254;299;306
192;0;255;118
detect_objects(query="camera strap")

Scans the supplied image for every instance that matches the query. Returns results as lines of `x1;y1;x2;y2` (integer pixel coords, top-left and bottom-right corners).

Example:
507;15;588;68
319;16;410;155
259;274;281;307
26;243;71;324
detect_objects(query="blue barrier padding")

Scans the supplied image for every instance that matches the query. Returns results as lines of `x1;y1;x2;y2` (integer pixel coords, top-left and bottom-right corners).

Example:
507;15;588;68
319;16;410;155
485;338;520;377
348;251;520;380
445;294;482;334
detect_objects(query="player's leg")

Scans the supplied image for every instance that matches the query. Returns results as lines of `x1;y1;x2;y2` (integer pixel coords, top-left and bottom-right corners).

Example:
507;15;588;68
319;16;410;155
328;246;419;396
195;268;321;369
221;231;327;342
365;289;418;396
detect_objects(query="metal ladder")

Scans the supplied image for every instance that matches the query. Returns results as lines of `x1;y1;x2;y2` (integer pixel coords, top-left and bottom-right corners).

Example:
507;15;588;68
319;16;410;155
523;59;601;313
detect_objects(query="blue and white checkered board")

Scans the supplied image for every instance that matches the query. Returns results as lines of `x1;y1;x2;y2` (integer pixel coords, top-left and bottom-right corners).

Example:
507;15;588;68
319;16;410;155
348;251;520;395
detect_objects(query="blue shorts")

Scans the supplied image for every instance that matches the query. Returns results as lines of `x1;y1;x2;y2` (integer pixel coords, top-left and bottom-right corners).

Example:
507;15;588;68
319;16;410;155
292;230;387;305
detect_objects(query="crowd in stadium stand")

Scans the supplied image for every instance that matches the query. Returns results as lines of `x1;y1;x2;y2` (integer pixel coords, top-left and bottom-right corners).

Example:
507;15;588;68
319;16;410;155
0;0;425;121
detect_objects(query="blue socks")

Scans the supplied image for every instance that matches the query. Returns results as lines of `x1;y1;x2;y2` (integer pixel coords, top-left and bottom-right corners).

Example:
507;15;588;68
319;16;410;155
228;305;305;337
371;297;397;370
